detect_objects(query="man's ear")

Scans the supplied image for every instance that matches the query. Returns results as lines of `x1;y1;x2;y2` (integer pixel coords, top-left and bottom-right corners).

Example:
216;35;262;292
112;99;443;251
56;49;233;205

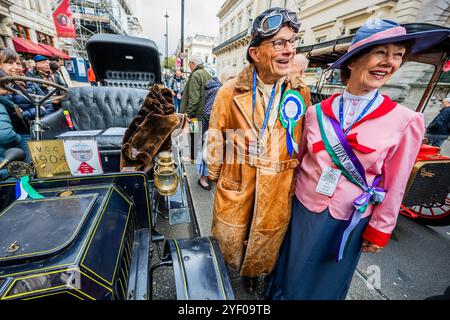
248;47;260;63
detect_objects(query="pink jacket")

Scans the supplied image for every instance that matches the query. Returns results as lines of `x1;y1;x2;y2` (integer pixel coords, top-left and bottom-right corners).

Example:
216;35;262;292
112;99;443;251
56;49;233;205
295;94;425;247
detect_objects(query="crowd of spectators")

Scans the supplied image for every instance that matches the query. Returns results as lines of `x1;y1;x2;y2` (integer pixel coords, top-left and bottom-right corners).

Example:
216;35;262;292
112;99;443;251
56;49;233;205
0;47;73;177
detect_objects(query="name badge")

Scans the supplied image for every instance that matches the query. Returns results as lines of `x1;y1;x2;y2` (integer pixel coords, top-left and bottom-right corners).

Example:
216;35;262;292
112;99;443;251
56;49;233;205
248;140;260;157
316;166;342;197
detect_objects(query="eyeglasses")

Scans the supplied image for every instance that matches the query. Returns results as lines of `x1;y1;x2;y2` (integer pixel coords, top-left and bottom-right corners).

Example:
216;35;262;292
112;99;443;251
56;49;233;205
261;36;300;51
256;11;300;38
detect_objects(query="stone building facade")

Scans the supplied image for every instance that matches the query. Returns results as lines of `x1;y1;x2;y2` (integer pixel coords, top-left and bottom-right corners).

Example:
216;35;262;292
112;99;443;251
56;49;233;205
214;0;449;76
0;0;58;50
181;34;218;73
213;0;299;75
298;0;449;45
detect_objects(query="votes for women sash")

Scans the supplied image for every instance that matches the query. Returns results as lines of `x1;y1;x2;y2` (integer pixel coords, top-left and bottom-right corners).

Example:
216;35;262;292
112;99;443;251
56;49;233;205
316;103;386;261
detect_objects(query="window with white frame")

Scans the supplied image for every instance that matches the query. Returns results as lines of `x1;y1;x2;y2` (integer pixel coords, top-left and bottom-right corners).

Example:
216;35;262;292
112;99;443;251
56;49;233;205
237;13;243;33
247;3;253;27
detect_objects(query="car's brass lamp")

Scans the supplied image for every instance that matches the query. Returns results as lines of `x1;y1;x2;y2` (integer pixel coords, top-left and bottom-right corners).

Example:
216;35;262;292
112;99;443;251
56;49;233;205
154;151;179;196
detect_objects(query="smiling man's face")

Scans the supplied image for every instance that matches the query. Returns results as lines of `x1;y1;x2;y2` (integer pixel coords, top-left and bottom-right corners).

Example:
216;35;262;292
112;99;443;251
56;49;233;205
249;26;296;84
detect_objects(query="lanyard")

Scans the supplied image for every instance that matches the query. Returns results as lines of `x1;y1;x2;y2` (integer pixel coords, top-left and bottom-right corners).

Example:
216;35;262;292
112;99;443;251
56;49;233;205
339;91;379;135
252;69;277;139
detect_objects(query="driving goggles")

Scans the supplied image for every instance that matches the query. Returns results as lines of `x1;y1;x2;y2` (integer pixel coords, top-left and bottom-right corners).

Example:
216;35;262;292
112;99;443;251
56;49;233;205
255;11;300;38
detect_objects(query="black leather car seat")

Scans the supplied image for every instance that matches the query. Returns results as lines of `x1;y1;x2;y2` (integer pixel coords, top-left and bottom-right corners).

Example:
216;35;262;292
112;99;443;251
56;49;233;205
41;86;148;152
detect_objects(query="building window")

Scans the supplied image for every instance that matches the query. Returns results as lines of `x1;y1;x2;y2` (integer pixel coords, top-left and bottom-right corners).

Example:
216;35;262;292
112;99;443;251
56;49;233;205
237;13;243;33
12;24;30;40
247;4;253;27
36;31;54;46
316;36;327;43
349;27;359;35
29;0;37;10
230;19;235;36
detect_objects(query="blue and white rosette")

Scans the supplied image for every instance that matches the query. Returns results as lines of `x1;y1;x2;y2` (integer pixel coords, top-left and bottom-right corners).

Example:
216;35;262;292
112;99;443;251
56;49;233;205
279;90;306;156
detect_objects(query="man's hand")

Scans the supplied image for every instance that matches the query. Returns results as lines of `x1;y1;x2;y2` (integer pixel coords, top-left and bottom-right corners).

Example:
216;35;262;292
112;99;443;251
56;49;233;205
361;240;383;253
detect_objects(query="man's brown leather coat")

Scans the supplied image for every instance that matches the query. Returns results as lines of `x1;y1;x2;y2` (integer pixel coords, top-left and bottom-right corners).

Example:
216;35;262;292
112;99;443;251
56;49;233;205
207;65;311;276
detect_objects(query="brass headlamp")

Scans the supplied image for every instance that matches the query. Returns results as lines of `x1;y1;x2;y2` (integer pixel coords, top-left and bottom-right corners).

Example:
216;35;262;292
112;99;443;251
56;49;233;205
154;151;179;196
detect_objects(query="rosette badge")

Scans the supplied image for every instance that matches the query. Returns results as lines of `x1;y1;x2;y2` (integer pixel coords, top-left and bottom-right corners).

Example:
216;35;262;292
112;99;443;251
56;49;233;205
279;90;306;156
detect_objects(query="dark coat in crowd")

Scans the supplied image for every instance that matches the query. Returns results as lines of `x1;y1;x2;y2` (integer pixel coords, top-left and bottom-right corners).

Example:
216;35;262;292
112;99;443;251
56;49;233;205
425;107;450;147
180;64;212;118
5;82;54;120
201;77;222;133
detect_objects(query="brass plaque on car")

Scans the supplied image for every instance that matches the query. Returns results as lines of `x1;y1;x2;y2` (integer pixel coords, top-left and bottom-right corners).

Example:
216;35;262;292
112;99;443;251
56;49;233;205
28;140;71;178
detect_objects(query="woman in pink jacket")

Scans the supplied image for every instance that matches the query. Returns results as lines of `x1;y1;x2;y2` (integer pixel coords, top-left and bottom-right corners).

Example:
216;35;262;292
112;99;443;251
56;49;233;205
265;19;449;300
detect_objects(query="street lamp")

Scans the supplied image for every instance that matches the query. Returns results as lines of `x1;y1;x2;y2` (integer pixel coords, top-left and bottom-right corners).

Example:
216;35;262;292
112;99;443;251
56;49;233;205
181;0;185;70
164;12;169;70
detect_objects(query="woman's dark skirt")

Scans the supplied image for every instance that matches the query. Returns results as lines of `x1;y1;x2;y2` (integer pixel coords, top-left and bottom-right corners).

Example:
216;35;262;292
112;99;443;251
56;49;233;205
265;197;370;300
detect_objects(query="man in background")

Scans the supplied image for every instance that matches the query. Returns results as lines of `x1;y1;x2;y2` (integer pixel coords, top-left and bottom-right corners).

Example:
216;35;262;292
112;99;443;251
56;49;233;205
26;55;53;93
169;69;186;113
292;53;309;78
425;97;450;147
50;55;73;87
180;54;212;162
87;64;97;86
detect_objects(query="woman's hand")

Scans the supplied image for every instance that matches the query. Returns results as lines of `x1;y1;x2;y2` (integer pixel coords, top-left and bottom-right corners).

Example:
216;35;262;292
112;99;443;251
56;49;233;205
361;240;383;253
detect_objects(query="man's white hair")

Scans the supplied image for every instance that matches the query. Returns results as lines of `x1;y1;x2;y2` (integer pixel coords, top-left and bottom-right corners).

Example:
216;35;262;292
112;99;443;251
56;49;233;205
189;54;203;66
219;66;238;83
293;54;309;71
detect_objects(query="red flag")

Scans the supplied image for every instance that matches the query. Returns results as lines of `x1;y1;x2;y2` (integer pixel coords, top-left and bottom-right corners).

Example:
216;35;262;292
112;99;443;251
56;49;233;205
52;0;77;38
443;60;450;73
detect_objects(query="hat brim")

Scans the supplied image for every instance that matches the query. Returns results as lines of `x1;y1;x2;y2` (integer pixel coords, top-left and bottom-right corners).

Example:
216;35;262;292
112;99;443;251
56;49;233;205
328;29;449;70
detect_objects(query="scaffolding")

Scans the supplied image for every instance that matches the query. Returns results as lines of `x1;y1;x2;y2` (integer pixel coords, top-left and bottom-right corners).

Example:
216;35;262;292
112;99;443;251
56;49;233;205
50;0;132;59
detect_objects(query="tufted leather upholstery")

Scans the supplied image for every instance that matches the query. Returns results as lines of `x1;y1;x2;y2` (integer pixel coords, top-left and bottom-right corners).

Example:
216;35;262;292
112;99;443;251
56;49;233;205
41;86;147;153
62;86;147;131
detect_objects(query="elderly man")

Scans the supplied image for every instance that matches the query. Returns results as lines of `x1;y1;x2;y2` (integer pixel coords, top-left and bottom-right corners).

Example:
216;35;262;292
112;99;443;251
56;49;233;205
180;54;212;163
180;54;212;119
292;53;309;78
26;55;53;93
206;7;311;293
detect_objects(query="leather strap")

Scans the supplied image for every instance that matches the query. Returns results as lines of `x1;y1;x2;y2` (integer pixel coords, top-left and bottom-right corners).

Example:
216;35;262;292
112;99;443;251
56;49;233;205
246;155;298;173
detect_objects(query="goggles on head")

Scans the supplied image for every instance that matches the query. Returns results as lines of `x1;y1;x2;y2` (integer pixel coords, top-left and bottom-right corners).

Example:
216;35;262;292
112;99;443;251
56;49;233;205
254;10;300;38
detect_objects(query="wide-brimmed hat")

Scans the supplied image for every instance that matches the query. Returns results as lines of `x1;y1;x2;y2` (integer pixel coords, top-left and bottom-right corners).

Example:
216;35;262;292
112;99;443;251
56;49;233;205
329;19;449;69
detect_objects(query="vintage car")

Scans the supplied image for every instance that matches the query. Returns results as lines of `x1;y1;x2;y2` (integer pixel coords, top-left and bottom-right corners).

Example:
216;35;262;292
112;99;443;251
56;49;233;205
298;23;450;226
0;34;234;300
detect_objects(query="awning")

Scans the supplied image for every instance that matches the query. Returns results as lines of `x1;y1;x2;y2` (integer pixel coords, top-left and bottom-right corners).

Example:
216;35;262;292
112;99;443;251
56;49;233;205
12;37;53;56
38;43;71;60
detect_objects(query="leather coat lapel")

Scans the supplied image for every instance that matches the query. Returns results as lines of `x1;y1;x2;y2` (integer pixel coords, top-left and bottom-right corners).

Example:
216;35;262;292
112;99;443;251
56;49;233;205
233;92;264;141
